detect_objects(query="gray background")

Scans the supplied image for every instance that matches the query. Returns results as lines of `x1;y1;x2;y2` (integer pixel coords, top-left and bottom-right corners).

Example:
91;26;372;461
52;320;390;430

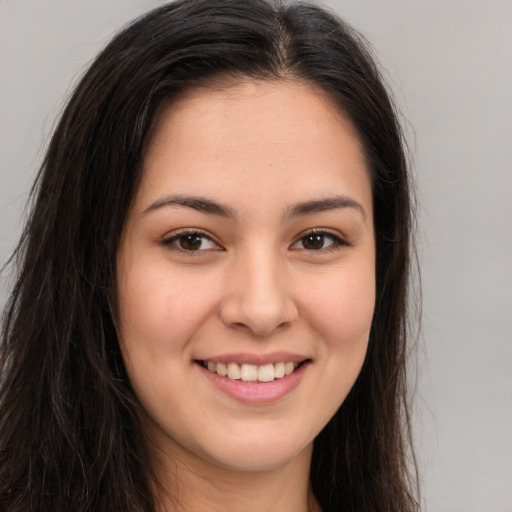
1;1;511;510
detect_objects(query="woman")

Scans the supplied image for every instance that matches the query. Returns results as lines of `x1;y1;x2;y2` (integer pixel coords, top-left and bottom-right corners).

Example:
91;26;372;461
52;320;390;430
0;0;419;511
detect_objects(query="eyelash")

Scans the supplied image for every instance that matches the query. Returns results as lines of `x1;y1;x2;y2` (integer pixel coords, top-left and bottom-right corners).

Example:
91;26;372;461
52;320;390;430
161;229;220;255
161;229;350;255
291;229;350;252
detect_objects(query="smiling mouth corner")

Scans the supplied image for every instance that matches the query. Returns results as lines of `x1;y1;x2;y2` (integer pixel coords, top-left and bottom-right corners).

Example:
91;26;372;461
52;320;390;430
196;360;309;383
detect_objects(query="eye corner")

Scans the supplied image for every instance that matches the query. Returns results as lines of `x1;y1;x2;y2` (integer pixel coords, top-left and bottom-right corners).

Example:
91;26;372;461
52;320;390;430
290;229;351;253
161;229;224;254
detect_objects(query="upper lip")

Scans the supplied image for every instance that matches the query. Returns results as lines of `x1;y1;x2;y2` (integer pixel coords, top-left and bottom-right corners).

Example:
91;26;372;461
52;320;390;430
195;352;310;366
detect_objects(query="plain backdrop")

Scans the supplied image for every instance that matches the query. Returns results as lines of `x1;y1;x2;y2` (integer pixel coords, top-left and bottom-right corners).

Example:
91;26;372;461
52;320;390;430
1;1;511;511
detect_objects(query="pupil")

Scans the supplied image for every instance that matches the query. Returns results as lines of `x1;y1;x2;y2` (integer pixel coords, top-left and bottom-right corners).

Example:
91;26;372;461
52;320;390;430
181;235;202;250
304;234;323;249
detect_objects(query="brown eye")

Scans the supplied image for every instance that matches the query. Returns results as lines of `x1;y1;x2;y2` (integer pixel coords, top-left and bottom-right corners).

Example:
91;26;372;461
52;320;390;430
179;234;204;251
162;231;219;252
291;231;348;252
302;234;325;250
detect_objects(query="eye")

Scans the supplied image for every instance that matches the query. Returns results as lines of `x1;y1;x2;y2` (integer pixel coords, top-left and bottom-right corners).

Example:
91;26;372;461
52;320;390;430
162;231;220;253
291;231;349;251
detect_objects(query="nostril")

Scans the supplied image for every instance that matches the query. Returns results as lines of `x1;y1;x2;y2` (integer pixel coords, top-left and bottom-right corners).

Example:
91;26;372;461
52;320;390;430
218;285;299;336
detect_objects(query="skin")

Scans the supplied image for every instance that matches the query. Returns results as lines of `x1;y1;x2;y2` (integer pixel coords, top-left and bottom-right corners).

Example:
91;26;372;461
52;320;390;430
117;79;376;512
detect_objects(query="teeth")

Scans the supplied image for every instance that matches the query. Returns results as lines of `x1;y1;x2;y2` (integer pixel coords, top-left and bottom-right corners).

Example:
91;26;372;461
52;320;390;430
217;362;228;377
274;362;285;378
241;364;258;382
203;360;302;382
227;362;241;380
258;363;275;382
285;362;295;376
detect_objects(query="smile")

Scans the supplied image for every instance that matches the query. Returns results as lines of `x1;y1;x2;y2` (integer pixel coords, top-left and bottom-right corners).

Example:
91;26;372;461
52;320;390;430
200;361;301;383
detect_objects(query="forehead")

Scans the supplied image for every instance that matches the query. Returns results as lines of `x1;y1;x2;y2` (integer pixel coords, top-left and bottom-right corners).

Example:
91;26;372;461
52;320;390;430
147;78;362;155
135;79;371;218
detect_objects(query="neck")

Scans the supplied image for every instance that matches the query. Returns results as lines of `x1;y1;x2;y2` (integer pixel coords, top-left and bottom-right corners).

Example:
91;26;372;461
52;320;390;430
153;443;320;512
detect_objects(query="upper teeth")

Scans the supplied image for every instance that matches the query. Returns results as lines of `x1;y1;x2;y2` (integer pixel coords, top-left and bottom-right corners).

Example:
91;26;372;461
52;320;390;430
204;361;298;382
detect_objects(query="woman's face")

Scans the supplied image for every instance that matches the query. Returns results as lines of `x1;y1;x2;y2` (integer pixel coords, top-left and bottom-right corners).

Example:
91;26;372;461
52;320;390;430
117;80;375;473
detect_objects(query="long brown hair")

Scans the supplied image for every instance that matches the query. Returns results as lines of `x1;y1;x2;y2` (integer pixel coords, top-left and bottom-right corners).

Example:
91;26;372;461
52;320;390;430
0;1;419;510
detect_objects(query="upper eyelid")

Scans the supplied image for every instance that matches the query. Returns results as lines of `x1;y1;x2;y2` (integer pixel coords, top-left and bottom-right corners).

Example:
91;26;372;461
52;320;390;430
161;229;221;248
163;228;214;240
290;229;351;250
292;228;348;242
161;227;349;248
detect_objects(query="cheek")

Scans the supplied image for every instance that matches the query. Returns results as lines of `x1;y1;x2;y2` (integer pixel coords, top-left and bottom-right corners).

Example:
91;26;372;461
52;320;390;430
117;267;218;348
301;262;376;353
285;262;375;438
116;264;228;390
116;270;219;408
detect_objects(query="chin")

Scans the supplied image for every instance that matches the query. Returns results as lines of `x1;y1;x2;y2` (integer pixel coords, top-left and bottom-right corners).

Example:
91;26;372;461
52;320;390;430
202;435;313;473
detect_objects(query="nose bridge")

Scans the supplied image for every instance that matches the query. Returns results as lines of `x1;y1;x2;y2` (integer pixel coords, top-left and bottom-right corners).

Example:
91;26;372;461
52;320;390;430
220;241;298;336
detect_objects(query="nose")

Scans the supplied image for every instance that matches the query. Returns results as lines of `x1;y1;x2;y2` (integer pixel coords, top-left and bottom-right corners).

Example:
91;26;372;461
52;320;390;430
219;249;298;337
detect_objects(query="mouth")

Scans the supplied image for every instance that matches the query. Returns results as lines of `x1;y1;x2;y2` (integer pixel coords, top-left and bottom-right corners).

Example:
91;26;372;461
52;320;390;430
197;360;307;383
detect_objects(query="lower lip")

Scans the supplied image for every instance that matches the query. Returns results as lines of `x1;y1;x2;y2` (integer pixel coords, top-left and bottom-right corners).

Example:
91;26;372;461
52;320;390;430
196;362;309;404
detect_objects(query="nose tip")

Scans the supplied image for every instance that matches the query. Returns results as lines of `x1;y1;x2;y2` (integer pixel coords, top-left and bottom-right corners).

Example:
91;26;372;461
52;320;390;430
221;297;298;337
220;300;298;337
219;260;298;337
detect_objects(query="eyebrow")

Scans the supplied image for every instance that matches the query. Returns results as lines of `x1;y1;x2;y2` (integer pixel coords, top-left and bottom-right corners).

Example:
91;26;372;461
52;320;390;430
141;194;366;221
142;194;237;218
288;196;366;221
